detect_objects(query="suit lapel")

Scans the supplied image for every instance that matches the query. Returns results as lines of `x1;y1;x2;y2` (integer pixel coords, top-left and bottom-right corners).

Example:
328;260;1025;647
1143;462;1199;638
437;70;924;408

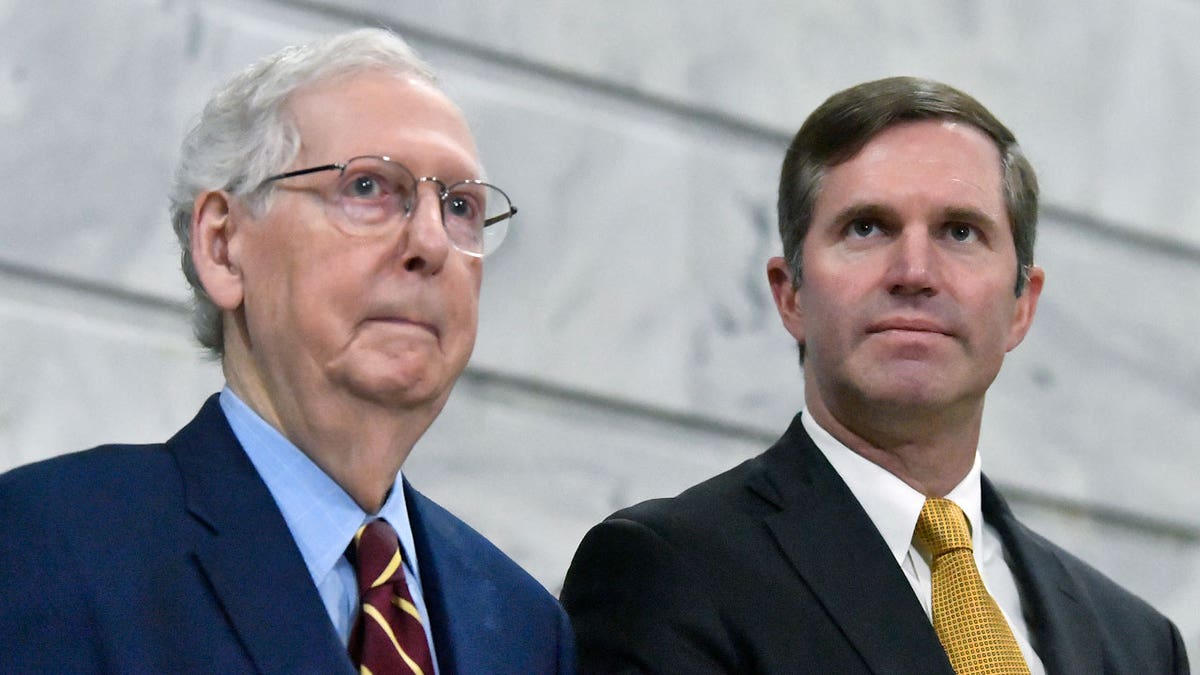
754;415;955;675
405;480;495;675
983;479;1103;675
406;481;463;675
168;396;354;675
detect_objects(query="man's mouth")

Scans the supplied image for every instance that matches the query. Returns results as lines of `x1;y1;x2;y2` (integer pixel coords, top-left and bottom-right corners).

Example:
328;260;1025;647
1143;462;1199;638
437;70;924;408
867;317;953;336
365;316;440;339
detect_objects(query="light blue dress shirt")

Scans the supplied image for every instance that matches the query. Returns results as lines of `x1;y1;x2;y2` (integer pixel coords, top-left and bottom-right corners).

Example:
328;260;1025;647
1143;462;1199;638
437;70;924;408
219;387;440;673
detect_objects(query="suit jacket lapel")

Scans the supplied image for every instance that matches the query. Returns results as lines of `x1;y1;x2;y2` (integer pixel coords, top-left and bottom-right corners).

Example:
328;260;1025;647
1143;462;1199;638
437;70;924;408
405;479;498;675
982;478;1103;675
406;481;464;675
755;415;955;675
168;396;354;675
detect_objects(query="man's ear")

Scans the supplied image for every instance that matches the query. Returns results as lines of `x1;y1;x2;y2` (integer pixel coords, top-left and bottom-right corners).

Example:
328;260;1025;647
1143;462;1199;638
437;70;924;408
190;190;245;311
1005;264;1044;352
767;256;805;343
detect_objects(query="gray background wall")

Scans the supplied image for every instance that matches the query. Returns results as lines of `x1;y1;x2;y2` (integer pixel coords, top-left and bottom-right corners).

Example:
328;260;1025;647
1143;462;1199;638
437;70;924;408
2;0;1197;657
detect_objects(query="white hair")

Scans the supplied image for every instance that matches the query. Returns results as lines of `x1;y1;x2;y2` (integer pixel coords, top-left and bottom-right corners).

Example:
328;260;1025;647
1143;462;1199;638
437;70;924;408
168;28;437;356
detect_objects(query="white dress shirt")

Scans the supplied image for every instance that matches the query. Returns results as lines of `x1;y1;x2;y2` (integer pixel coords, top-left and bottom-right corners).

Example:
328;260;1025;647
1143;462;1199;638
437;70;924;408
801;411;1045;674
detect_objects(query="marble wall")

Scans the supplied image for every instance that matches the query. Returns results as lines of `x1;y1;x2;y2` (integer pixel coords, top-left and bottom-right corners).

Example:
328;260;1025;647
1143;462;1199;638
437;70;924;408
2;0;1197;656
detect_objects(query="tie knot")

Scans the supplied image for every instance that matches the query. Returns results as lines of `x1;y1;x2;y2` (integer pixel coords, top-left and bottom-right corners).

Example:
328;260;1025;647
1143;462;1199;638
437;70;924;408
353;519;404;593
915;498;974;558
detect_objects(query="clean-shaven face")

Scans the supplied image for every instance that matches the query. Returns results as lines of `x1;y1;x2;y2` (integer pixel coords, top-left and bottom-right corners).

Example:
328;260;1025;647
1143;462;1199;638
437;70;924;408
790;119;1040;425
233;71;484;419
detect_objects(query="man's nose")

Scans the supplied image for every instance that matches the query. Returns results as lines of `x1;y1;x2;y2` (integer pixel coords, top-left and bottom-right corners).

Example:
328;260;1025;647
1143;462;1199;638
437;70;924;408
886;227;939;297
397;184;452;274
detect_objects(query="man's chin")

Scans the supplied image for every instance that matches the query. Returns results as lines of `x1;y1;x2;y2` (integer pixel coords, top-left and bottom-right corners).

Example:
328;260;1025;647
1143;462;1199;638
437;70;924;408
331;364;448;409
850;363;961;408
372;380;451;410
326;342;470;407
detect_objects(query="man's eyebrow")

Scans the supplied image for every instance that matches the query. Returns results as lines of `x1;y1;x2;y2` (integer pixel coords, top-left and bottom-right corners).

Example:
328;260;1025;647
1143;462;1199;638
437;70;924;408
942;206;999;229
823;203;1003;234
829;203;900;225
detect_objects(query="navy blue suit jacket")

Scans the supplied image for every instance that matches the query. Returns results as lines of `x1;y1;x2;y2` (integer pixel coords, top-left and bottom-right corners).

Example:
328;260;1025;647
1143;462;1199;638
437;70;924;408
0;395;575;674
561;413;1189;674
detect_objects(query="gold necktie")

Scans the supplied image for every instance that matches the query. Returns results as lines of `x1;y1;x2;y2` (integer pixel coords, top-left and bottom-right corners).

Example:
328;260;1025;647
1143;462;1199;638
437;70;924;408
915;498;1030;675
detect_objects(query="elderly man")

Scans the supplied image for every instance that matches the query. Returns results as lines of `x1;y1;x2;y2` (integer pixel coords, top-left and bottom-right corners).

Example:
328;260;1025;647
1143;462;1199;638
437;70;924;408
561;77;1188;673
0;29;573;673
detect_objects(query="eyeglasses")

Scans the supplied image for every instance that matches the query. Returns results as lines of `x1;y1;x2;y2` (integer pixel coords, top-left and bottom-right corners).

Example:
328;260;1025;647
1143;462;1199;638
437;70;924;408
260;155;516;257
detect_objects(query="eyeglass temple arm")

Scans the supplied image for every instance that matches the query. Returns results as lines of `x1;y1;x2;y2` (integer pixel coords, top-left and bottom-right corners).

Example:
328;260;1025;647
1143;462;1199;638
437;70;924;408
483;205;517;228
261;163;346;184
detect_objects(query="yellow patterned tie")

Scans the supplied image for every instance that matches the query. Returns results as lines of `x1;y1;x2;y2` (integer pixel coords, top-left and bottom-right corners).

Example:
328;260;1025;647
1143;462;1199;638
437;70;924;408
914;498;1030;675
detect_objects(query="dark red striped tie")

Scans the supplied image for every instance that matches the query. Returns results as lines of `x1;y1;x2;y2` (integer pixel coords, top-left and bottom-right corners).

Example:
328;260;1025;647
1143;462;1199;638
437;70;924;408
348;519;436;675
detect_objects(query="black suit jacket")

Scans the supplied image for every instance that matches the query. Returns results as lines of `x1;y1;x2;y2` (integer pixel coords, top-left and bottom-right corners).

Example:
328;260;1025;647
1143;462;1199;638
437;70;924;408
0;395;575;673
560;413;1188;674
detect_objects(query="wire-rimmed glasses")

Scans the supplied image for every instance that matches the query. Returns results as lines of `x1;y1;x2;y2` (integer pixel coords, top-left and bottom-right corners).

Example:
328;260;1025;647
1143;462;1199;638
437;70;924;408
260;155;516;257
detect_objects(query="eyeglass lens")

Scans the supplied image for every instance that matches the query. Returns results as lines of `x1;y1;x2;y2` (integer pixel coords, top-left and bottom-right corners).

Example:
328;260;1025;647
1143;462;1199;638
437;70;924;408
331;156;511;256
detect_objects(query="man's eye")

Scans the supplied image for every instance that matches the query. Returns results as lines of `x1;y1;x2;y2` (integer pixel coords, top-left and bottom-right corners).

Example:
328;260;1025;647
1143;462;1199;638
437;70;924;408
344;174;387;199
847;219;882;238
445;194;480;222
946;223;978;242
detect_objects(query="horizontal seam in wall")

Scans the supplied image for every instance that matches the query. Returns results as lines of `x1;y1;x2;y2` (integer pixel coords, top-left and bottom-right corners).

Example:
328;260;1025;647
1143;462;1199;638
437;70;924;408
267;0;1200;264
6;253;1193;541
462;364;1200;543
0;257;189;315
997;482;1200;544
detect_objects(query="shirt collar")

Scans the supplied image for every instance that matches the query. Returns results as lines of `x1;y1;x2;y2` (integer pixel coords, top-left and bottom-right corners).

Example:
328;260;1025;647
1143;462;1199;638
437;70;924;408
801;409;985;564
218;386;424;587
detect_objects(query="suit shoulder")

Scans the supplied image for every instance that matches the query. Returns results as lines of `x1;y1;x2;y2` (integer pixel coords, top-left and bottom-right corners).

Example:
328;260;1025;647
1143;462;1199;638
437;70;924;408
598;416;809;545
608;452;770;539
0;444;185;569
1;443;178;514
566;451;777;604
561;454;776;673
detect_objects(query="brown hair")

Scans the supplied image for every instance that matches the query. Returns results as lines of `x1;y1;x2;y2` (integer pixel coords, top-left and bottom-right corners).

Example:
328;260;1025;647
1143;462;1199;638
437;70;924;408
777;76;1038;297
